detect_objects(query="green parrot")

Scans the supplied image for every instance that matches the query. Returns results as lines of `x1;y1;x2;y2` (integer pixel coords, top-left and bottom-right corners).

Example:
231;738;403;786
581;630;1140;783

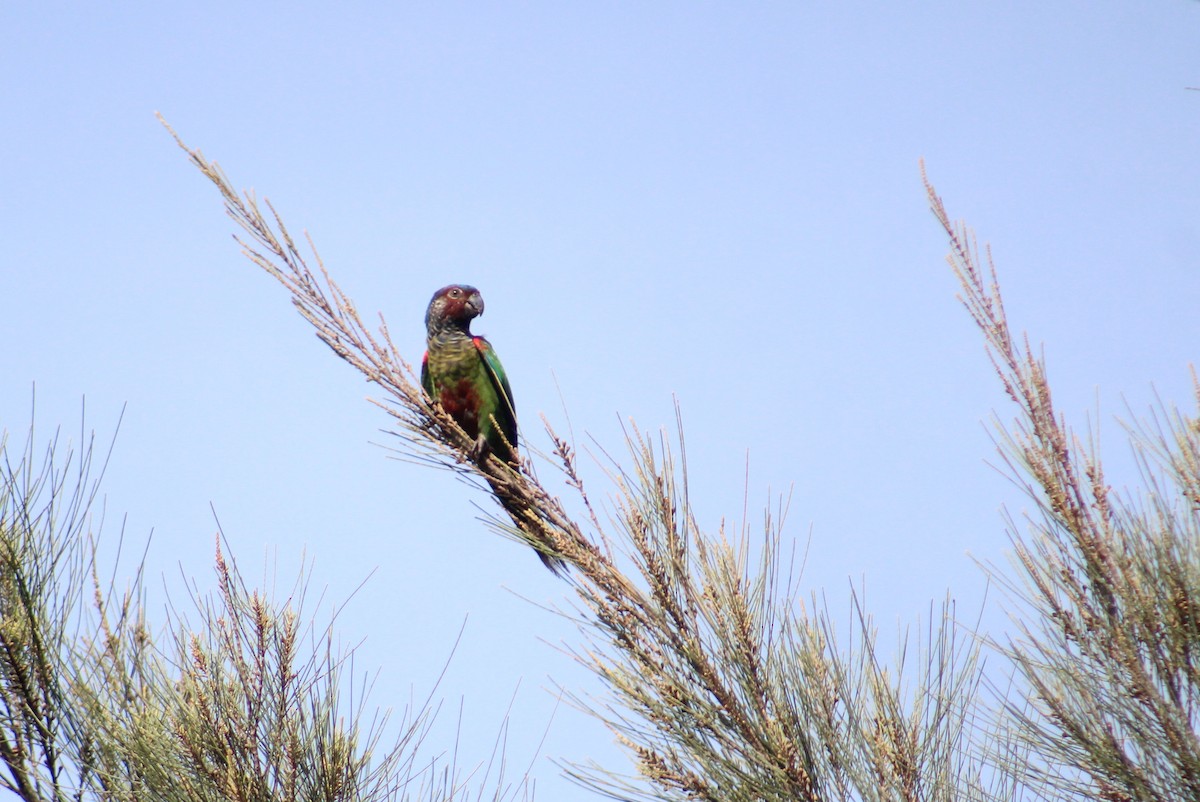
422;284;564;574
421;284;518;465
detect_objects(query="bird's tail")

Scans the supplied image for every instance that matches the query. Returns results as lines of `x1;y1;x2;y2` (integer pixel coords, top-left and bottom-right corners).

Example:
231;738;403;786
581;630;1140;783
484;471;570;577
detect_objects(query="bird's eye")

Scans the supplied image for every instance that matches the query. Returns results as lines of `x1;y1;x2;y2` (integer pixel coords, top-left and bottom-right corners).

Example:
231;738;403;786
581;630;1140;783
449;288;461;298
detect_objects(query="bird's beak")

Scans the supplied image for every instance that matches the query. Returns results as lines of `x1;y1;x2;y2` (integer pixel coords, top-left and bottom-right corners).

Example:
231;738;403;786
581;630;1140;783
468;292;485;317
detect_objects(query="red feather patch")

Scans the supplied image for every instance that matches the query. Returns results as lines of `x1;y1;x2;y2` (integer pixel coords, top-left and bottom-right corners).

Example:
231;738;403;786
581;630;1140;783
438;379;483;438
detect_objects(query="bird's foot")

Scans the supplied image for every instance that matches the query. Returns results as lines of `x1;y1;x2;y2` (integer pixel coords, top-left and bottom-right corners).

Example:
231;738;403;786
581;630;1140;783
468;435;490;463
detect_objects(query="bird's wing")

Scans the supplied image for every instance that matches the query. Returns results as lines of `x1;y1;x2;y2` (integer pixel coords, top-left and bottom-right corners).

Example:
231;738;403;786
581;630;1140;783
420;350;432;396
474;337;517;449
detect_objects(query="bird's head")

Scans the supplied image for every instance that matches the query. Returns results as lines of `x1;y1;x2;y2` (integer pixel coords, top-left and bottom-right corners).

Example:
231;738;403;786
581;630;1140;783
425;284;484;335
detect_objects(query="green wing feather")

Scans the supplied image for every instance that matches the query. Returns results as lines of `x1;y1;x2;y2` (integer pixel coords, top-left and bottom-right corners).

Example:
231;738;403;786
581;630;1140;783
420;352;433;397
475;337;517;453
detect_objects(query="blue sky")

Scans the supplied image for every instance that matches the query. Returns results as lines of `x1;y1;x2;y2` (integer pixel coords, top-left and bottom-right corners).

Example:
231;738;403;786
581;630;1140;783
3;2;1199;797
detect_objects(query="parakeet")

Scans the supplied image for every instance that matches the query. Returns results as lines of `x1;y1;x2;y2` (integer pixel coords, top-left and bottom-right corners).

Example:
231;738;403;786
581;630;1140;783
422;284;565;575
421;284;518;465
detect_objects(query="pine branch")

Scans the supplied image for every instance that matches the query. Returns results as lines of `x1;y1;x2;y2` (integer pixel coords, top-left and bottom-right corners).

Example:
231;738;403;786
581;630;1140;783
925;161;1200;801
163;121;998;801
